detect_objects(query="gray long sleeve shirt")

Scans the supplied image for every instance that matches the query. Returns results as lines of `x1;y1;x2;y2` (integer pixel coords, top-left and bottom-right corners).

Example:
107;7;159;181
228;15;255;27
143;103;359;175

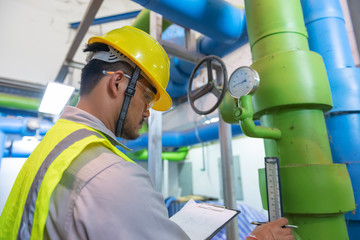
45;107;190;240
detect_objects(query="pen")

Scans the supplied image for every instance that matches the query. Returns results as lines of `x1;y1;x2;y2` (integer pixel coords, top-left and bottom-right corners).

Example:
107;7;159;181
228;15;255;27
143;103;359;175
250;221;299;229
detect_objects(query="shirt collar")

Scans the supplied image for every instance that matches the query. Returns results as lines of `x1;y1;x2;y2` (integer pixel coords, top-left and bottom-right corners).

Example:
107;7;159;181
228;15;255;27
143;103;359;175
60;106;131;151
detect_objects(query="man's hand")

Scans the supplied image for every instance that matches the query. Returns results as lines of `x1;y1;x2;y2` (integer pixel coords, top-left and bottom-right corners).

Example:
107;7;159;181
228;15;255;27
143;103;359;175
246;218;294;240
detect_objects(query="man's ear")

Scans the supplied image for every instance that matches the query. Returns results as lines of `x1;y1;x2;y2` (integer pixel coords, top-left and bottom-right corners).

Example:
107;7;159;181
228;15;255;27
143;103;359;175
107;70;125;97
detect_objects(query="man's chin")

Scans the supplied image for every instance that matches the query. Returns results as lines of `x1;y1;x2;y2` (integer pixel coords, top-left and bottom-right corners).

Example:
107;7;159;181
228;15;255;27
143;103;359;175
121;131;140;140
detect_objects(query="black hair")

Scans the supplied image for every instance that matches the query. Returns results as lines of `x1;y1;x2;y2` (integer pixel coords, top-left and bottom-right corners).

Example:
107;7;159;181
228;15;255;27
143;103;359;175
80;42;134;96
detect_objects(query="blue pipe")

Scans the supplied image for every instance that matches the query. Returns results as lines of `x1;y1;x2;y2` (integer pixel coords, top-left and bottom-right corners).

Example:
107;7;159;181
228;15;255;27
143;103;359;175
133;0;246;43
197;32;249;57
301;0;360;238
1;116;246;157
121;122;245;152
302;0;354;69
0;117;53;136
69;10;141;29
301;0;360;113
0;131;5;165
164;29;249;97
133;0;248;99
0;117;53;158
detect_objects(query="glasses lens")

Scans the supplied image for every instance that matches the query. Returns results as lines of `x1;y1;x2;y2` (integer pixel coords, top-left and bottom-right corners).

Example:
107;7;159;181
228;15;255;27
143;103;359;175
137;81;156;108
144;91;155;107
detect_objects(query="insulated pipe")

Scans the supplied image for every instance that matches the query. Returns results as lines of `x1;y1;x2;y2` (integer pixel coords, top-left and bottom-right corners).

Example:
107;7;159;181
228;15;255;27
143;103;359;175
301;0;355;69
0;131;5;165
301;0;360;112
240;0;354;238
3;120;244;157
121;123;244;152
301;0;360;238
0;117;52;136
0;94;40;112
132;0;246;44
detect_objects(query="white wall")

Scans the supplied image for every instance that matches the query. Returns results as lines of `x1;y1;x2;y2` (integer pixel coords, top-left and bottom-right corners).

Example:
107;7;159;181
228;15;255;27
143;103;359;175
186;135;266;213
0;158;26;214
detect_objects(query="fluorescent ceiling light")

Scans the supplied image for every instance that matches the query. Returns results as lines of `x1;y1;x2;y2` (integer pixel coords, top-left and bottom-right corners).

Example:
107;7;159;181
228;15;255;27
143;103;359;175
38;82;75;115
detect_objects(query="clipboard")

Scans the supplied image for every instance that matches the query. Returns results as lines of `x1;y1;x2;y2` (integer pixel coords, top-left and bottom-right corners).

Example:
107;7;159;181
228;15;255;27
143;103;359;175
170;199;240;240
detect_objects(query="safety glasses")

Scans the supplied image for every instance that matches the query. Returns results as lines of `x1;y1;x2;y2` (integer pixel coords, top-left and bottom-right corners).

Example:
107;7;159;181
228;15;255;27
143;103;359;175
102;70;157;110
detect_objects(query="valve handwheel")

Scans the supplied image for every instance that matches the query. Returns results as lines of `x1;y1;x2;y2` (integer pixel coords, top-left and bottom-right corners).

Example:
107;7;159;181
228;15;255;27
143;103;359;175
187;55;228;115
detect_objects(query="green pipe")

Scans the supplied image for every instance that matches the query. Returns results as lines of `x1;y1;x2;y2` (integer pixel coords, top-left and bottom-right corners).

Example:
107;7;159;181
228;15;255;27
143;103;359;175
126;147;189;161
240;0;354;239
0;93;40;112
132;9;172;33
220;93;281;139
239;95;281;139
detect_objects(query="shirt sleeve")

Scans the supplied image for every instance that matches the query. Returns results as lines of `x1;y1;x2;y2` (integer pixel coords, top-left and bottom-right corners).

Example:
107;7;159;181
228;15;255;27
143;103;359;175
69;153;190;240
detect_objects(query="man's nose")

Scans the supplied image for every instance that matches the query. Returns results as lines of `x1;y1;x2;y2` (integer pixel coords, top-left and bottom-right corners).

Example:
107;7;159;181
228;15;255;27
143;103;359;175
143;107;150;117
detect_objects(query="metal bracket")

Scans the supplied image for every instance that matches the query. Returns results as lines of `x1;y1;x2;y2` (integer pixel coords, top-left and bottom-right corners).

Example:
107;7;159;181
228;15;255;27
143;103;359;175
54;0;104;83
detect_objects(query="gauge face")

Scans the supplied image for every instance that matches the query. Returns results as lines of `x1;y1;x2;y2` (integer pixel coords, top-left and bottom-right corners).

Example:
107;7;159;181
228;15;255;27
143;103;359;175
228;66;260;98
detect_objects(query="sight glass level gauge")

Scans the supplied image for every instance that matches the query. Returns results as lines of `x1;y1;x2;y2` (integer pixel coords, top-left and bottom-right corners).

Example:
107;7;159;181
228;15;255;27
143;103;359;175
228;66;260;98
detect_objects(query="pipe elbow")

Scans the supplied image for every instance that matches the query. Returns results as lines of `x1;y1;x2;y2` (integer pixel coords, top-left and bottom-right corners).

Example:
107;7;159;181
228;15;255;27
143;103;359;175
241;118;282;140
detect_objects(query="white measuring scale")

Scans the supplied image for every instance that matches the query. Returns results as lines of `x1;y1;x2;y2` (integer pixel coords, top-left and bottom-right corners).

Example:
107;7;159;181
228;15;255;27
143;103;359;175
265;157;283;221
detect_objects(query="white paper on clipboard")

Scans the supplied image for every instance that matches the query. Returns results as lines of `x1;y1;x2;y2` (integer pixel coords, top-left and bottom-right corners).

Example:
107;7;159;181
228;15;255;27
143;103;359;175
170;199;240;240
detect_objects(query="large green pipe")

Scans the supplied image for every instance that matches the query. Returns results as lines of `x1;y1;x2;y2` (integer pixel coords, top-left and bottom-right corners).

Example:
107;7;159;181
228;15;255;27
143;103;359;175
242;0;354;239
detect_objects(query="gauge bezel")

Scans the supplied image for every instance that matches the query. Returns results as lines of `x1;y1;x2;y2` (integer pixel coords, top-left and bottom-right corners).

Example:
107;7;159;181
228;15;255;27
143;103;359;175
228;66;260;98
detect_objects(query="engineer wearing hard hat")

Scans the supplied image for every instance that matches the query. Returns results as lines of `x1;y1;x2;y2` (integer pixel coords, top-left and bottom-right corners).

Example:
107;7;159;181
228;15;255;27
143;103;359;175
0;26;293;240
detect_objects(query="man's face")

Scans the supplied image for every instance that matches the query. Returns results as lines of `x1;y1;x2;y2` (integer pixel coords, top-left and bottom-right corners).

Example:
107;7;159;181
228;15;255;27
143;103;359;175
120;77;154;139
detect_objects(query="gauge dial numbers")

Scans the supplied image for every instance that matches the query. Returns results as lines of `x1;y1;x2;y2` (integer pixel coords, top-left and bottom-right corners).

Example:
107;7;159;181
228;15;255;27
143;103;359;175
228;66;260;98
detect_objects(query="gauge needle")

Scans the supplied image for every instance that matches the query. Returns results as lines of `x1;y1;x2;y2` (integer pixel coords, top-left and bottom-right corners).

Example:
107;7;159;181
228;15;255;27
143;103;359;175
233;79;247;88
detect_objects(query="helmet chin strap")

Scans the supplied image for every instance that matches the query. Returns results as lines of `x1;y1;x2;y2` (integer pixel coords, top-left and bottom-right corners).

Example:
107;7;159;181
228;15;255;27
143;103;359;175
115;66;141;138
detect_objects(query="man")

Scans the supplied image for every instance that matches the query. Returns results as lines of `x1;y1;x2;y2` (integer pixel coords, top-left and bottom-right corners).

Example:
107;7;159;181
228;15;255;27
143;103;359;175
0;26;293;240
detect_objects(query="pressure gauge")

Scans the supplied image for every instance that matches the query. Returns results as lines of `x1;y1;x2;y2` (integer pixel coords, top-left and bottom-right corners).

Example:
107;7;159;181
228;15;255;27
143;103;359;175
228;66;260;98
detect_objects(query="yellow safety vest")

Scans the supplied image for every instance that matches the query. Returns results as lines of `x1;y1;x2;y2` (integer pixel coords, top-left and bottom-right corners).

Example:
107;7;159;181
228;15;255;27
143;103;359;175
0;119;133;240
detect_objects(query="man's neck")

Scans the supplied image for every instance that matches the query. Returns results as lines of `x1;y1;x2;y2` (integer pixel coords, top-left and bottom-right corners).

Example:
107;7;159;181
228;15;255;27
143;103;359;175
76;97;116;134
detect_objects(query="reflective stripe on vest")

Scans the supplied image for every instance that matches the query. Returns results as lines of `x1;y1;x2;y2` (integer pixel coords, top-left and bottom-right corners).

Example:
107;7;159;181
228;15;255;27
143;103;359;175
0;119;134;240
18;129;101;239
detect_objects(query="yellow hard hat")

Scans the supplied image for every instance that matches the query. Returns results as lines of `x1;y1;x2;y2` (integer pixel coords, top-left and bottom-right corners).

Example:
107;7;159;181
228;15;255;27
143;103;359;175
88;26;172;111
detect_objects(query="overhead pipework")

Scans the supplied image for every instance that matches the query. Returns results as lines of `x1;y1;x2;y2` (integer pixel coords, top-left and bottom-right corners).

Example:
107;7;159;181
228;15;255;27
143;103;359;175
132;0;246;43
301;0;360;238
0;0;249;113
131;0;248;100
121;122;243;152
0;119;244;159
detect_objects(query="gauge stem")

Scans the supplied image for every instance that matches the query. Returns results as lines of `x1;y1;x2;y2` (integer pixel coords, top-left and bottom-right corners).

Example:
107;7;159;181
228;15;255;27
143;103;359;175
238;95;282;139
